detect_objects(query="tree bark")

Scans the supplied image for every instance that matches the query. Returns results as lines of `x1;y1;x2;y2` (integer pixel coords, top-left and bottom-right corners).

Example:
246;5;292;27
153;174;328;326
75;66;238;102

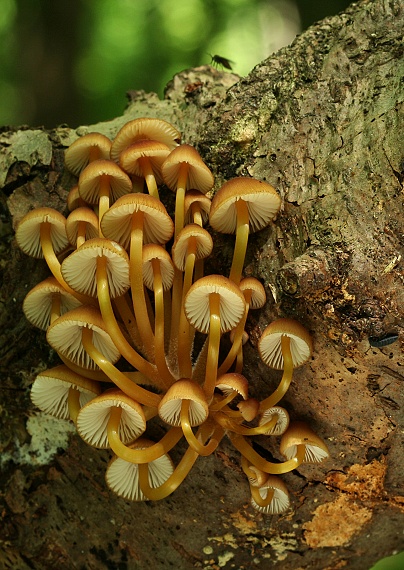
1;0;403;568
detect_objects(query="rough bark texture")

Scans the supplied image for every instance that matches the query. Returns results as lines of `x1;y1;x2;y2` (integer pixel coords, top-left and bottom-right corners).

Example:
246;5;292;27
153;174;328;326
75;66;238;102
1;0;403;568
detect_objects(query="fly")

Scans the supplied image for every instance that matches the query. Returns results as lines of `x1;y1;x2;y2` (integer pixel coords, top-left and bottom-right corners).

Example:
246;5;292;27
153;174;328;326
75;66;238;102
209;54;234;70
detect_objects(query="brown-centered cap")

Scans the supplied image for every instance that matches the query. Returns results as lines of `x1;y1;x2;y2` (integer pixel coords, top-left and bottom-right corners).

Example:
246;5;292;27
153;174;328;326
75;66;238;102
239;277;266;309
279;421;330;463
61;238;130;298
76;388;146;448
110;118;181;162
184;274;246;334
16;207;69;258
65;132;112;176
142;244;174;291
66;207;99;247
31;365;101;420
258;318;313;370
119;140;171;184
158;379;209;427
215;373;248;400
100;193;174;249
209;177;281;234
78;159;132;204
171;224;213;271
161;144;214;194
23;276;82;330
184;190;211;226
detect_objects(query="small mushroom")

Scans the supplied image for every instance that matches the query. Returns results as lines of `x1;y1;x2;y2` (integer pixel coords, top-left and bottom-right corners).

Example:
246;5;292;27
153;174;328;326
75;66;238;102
280;421;330;463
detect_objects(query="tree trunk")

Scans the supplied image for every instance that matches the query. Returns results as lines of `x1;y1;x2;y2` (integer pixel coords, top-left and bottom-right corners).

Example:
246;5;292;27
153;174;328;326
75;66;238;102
1;0;403;568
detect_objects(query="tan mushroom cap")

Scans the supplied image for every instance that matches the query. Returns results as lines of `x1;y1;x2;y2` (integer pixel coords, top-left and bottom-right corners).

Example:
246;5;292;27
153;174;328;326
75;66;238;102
78;159;132;204
158;379;209;427
76;388;146;448
184;190;211;226
209;177;281;234
66;207;99;247
184;274;246;334
237;398;260;422
100;193;174;249
67;185;87;211
119;140;171;184
215;373;248;400
46;305;121;370
251;475;290;515
106;438;174;501
258;318;313;370
161;144;214;194
239;277;266;309
16;207;69;258
61;238;130;298
23;276;82;330
110;118;181;162
258;406;290;435
280;421;330;463
31;365;101;420
142;244;174;291
171;224;213;271
65;132;112;176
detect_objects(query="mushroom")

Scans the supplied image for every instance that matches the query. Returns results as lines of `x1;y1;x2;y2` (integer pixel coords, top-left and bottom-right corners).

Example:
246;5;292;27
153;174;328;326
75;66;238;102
258;318;313;411
23;276;81;330
184;275;246;399
258;406;290;435
65;207;99;248
161;144;214;237
106;438;175;501
31;365;101;423
65;132;112;176
280;421;330;463
209;177;281;285
209;373;249;411
110;117;181;163
184;189;211;227
158;379;222;456
250;475;290;515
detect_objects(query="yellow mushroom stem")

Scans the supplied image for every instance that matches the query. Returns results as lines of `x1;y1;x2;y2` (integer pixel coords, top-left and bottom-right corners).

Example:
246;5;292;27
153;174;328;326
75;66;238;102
138;423;217;500
96;256;165;389
229;198;250;286
190;202;203;226
67;387;81;423
40;222;94;306
180;400;223;456
174;162;189;238
57;353;109;381
76;220;88;248
177;237;197;378
50;292;62;324
129;212;155;359
213;411;279;436
81;326;161;408
107;406;182;463
98;175;110;237
203;292;221;400
250;484;275;509
218;289;252;376
113;293;143;351
138;157;159;199
230;433;306;474
168;267;183;372
209;390;240;411
240;455;268;487
259;335;294;412
150;258;176;385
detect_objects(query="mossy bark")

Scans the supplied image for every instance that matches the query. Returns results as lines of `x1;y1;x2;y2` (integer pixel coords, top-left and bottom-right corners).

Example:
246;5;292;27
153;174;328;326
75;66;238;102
1;0;403;568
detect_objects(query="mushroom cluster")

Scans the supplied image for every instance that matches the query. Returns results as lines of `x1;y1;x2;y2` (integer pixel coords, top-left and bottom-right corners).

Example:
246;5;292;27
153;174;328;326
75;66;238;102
16;117;329;514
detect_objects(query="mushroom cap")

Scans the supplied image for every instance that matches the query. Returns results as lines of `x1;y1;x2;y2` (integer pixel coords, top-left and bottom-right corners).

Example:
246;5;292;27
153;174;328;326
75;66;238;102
239;277;266;309
76;388;146;448
215;373;249;400
280;421;330;463
142;244;174;291
171;224;213;271
65;132;112;176
110;118;181;162
209;177;281;234
65;207;99;247
237;398;260;422
46;305;121;370
251;475;290;515
258;318;313;370
23;276;82;330
78;159;132;204
67;185;87;211
184;275;246;334
100;193;174;250
258;406;290;435
106;438;174;501
31;365;101;420
161;144;214;194
184;190;211;225
16;207;69;258
61;238;130;298
119;140;171;184
158;379;209;427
